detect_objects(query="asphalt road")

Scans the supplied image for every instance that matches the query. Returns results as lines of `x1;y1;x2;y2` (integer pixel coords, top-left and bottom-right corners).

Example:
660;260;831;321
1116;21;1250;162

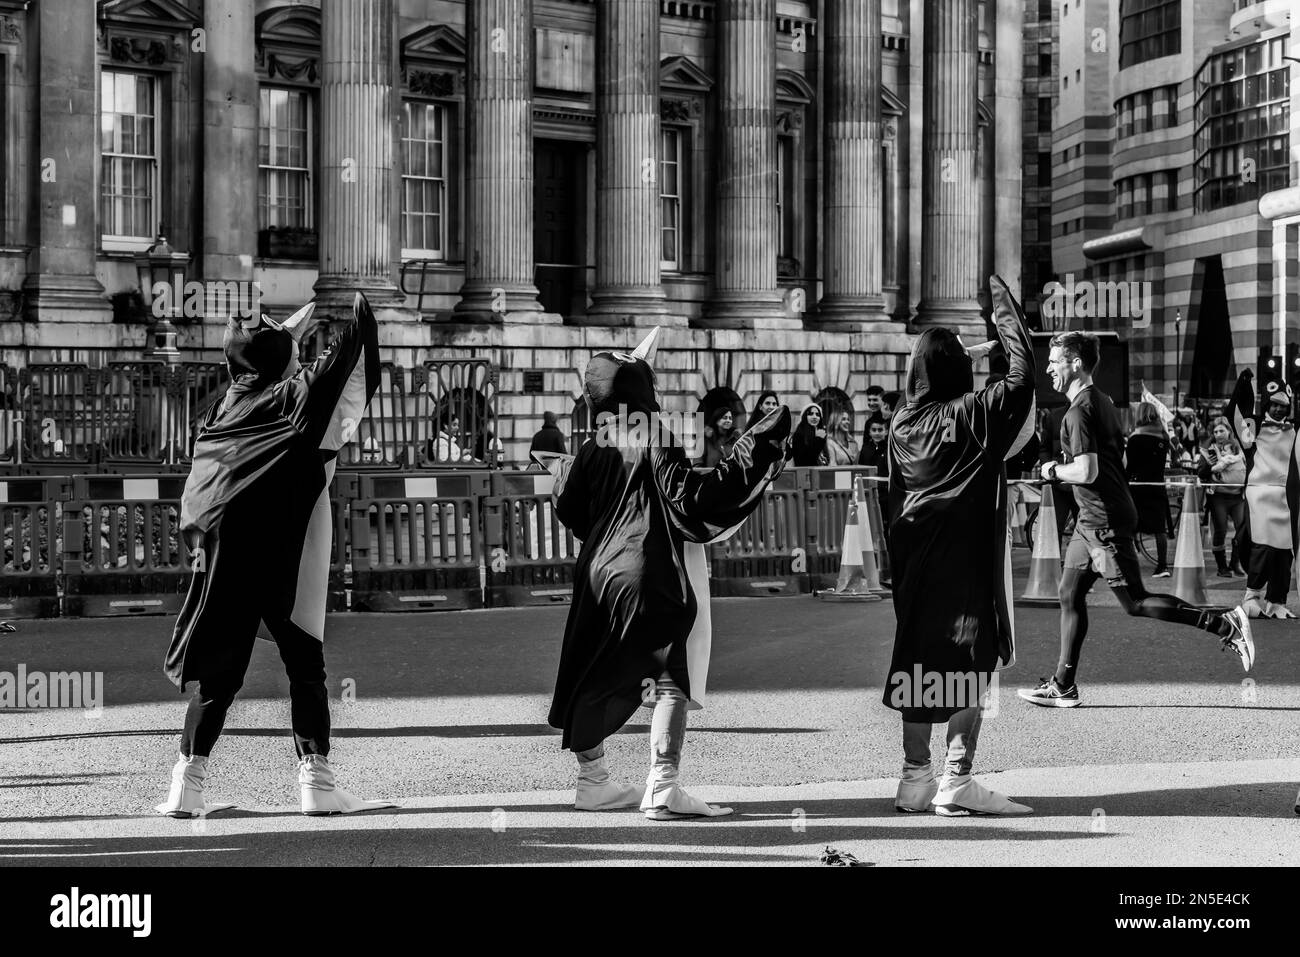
1;596;1297;866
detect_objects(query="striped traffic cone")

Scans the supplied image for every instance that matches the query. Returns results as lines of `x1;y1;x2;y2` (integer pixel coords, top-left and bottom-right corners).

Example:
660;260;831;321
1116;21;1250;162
1017;482;1061;606
1172;479;1209;606
818;476;883;602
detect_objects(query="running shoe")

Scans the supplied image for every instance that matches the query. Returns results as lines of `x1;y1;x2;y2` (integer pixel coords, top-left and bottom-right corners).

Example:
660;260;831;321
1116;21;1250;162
1017;677;1081;708
1152;567;1171;579
1220;606;1255;672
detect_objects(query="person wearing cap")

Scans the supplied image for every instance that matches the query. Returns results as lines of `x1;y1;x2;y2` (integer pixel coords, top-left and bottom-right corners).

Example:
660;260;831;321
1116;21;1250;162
549;328;792;820
158;294;395;819
1234;376;1298;618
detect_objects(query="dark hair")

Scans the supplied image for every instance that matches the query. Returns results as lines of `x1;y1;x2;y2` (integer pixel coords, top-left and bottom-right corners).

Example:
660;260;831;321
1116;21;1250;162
866;385;884;397
1050;331;1100;373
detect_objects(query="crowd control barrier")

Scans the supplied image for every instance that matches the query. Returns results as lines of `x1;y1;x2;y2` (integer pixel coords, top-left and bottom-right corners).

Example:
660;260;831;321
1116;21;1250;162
483;470;577;607
62;474;190;617
802;466;878;592
0;476;62;618
347;471;490;612
707;468;807;597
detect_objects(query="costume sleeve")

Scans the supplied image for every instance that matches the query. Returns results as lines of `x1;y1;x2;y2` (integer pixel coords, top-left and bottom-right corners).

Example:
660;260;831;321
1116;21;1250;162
555;443;595;541
279;292;382;454
967;275;1036;459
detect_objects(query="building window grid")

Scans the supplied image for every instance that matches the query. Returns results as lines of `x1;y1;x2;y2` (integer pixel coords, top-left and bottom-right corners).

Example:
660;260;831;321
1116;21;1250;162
100;70;158;245
258;86;313;230
1193;37;1291;212
1119;0;1181;68
401;100;448;259
776;134;796;261
1116;170;1178;220
1116;85;1179;139
660;127;683;271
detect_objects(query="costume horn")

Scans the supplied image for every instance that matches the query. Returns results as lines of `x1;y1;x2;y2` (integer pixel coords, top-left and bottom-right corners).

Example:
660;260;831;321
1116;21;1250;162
631;326;661;365
278;301;317;342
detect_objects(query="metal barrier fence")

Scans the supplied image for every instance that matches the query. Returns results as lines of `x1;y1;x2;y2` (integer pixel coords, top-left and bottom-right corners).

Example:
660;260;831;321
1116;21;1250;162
802;466;878;592
0;476;61;618
484;471;576;607
708;468;807;597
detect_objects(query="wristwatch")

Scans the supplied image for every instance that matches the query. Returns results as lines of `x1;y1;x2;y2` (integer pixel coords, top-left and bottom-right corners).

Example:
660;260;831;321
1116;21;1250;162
1046;462;1059;481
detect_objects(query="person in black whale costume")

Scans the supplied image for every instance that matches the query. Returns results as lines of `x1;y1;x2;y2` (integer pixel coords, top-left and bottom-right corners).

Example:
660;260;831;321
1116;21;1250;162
549;328;792;820
885;276;1037;817
158;293;395;819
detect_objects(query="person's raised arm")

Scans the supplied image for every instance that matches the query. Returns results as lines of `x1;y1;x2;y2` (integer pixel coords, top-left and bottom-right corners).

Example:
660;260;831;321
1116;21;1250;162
970;275;1036;457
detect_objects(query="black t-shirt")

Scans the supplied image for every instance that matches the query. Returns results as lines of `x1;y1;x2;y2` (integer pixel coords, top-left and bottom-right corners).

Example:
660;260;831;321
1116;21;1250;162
1060;385;1138;532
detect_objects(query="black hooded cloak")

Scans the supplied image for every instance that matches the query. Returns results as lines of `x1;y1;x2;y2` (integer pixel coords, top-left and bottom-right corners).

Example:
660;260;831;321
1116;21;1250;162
548;345;791;752
883;277;1035;721
164;293;381;688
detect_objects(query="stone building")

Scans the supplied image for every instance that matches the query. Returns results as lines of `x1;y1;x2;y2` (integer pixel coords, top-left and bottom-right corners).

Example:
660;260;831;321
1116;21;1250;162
0;0;1026;467
1049;0;1298;407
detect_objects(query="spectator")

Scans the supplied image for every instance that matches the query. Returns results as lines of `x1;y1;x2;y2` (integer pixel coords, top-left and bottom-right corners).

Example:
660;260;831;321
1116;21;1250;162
529;411;568;456
698;406;738;467
790;404;829;466
430;415;463;463
864;385;885;419
882;390;901;423
825;408;860;465
1126;402;1174;578
858;415;888;473
1199;415;1246;577
752;390;781;425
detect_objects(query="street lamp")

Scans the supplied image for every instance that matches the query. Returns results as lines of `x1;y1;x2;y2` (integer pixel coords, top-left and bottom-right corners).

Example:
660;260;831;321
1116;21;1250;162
1173;307;1182;413
134;233;189;365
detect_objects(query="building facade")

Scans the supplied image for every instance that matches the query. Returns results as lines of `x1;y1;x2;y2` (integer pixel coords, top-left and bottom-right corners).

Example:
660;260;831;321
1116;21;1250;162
1050;0;1299;408
0;0;1026;466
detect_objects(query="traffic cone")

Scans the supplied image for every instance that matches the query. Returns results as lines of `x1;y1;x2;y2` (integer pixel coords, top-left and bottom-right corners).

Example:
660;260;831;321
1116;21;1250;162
818;476;883;602
1172;479;1209;606
863;477;892;592
1017;482;1061;606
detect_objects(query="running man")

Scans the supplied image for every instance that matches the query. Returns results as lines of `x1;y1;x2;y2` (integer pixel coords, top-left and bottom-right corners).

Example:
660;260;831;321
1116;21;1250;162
1019;332;1254;708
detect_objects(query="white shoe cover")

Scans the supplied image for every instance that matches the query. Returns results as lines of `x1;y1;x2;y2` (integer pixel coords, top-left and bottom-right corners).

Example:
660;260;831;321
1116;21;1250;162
641;775;733;820
299;755;396;816
934;774;1032;817
1265;601;1296;620
156;753;235;818
574;755;642;810
895;765;938;813
1243;593;1265;619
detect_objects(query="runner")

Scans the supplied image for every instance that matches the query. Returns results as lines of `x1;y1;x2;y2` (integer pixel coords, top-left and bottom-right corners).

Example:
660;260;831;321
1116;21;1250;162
1019;332;1254;709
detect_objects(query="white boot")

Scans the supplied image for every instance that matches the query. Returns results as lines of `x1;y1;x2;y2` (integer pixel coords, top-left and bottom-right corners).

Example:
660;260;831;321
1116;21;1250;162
574;754;642;811
299;755;396;816
641;771;733;821
1242;589;1265;619
934;773;1032;817
156;753;234;818
895;765;938;813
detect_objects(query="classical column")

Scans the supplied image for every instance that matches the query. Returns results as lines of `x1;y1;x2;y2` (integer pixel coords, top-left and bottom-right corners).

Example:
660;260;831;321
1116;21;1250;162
817;0;894;328
915;0;984;335
202;0;257;291
21;0;112;323
993;0;1023;298
455;0;543;319
704;0;788;328
314;0;405;312
585;0;668;322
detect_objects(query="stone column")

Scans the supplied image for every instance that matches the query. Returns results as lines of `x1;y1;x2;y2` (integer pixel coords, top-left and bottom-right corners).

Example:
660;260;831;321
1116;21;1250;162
314;0;405;312
202;0;257;290
993;0;1023;297
704;0;788;328
455;0;544;320
585;0;668;323
915;0;984;335
21;0;112;324
818;0;894;328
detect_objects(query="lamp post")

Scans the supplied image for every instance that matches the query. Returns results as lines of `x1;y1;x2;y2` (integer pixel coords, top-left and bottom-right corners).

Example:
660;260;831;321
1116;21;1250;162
134;234;189;366
1173;307;1182;413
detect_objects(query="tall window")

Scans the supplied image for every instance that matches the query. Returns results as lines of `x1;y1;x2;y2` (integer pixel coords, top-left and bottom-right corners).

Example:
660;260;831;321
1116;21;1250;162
100;71;157;247
258;87;312;230
401;101;448;258
1119;0;1181;69
660;127;683;271
776;134;795;261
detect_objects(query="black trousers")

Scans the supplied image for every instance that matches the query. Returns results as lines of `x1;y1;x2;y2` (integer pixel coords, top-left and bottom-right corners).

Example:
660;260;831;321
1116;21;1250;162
1247;543;1292;604
180;617;329;759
